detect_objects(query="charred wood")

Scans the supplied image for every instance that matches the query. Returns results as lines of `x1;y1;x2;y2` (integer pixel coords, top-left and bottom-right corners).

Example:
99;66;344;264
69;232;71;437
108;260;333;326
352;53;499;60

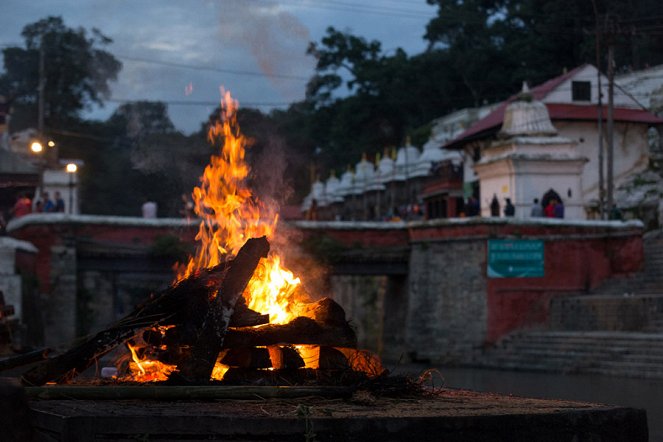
319;347;350;370
222;367;369;386
267;346;305;369
21;259;231;386
223;316;357;348
0;348;50;372
220;347;271;369
296;297;347;326
175;236;270;382
230;301;270;327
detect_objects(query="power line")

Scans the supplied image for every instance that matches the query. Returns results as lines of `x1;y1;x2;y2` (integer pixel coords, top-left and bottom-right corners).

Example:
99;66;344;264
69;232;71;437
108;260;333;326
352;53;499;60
106;98;294;107
116;55;311;81
256;0;433;20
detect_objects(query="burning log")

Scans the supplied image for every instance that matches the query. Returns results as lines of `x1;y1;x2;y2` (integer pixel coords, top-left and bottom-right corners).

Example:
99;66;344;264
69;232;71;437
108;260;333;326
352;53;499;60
267;346;305;369
230;299;269;327
21;237;267;386
175;236;270;382
223;316;357;348
220;348;271;369
319;347;350;370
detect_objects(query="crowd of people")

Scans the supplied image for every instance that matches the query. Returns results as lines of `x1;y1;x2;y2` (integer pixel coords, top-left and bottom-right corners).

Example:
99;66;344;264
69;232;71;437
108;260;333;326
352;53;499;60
10;191;65;219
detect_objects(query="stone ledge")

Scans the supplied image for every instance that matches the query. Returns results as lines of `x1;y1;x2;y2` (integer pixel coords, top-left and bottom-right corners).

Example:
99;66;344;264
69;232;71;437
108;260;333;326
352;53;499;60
27;388;647;442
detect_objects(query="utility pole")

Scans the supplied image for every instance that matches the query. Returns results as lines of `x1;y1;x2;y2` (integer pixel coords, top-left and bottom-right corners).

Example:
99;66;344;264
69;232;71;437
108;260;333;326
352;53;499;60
37;42;45;139
592;0;605;219
605;16;617;215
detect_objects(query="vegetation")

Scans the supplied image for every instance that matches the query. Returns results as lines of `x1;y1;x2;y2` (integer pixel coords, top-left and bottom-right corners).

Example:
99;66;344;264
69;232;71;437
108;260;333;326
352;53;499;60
2;2;663;209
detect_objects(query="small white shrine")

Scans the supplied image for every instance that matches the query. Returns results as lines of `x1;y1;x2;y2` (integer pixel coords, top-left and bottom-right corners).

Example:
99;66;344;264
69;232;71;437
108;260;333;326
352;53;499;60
473;85;588;218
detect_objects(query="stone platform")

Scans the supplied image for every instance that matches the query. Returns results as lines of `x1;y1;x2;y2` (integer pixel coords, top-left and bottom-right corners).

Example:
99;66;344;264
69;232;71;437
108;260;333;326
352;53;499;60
25;388;647;441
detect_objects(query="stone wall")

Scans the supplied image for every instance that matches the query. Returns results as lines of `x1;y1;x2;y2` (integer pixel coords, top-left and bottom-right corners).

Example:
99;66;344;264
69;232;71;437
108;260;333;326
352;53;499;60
329;275;386;354
8;215;646;362
406;239;487;364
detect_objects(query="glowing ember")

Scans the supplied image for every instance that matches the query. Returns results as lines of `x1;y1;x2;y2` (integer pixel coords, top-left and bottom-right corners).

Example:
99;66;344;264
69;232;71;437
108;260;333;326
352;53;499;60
126;342;175;382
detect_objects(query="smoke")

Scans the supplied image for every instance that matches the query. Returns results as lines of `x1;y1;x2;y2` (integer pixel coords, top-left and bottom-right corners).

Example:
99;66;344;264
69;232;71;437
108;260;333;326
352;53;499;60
251;135;292;208
218;0;314;98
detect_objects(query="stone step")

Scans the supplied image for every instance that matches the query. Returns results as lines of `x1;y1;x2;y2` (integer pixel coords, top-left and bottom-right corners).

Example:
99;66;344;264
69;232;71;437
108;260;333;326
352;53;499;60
493;348;663;364
482;330;663;379
507;331;663;343
501;342;663;356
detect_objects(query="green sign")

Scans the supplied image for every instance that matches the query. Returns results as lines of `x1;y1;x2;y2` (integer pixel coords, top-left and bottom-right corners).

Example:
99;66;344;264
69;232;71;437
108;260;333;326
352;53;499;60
488;239;544;278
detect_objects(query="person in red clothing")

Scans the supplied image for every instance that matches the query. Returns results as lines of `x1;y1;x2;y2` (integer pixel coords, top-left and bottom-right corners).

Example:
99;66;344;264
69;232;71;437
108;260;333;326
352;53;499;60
544;199;557;218
11;193;32;218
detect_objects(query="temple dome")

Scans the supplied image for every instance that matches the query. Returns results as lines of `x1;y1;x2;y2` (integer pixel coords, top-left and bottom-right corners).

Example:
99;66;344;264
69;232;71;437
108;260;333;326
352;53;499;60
376;154;395;183
354;155;375;189
311;179;327;206
335;168;355;198
499;84;558;138
324;173;343;204
394;143;421;179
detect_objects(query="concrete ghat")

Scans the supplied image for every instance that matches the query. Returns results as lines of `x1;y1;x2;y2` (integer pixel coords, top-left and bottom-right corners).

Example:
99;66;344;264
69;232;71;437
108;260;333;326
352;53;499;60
26;388;647;441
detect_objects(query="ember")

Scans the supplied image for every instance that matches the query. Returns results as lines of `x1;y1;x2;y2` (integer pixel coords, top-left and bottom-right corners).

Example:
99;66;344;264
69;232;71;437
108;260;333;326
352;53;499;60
19;90;384;387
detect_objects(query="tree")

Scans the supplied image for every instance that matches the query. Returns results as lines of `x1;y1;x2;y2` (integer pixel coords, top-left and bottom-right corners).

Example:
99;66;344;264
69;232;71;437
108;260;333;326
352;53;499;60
0;16;122;130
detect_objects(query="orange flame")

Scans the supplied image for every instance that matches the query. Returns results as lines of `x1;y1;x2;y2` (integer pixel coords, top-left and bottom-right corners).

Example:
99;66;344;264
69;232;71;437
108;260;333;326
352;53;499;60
126;342;175;382
177;89;301;322
122;89;302;382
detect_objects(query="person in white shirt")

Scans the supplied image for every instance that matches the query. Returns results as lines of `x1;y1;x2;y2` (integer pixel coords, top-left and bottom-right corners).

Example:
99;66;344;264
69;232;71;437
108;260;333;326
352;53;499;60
142;199;157;218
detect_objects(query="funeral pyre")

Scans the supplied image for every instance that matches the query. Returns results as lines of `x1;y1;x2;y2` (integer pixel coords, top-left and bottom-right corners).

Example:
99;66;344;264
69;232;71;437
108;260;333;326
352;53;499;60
20;91;383;387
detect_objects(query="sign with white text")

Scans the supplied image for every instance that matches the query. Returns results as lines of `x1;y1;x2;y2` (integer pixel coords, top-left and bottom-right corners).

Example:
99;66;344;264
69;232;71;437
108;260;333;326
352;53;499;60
488;239;544;278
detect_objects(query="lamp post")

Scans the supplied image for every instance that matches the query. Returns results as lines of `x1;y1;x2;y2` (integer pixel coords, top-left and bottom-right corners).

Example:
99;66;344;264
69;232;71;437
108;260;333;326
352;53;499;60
65;163;77;214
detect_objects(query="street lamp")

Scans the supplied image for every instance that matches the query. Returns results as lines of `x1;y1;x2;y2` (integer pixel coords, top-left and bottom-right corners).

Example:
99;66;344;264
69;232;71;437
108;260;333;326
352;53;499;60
30;141;43;154
65;163;77;214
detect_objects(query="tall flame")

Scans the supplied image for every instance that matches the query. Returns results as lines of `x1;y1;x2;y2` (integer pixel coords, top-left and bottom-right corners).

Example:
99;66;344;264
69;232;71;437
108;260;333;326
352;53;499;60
178;90;273;279
121;89;302;382
178;89;300;323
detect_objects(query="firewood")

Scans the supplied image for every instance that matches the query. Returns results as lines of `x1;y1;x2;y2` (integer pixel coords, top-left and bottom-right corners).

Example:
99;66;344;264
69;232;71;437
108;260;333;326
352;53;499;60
296;297;348;326
222;367;369;386
175;236;270;382
220;347;271;368
319;347;350;370
223;316;357;348
0;348;50;372
230;300;270;327
267;346;305;369
21;259;231;386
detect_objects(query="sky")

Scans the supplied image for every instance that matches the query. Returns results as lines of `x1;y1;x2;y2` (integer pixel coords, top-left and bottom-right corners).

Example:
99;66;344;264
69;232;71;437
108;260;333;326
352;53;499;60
0;0;437;134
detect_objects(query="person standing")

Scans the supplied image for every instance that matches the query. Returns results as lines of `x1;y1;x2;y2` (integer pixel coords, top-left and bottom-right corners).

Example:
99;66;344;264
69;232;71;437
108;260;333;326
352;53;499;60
11;193;32;218
530;198;544;217
504;198;515;217
554;200;565;219
142;199;158;218
490;194;500;217
42;192;55;213
544;199;556;218
54;191;65;212
466;196;480;217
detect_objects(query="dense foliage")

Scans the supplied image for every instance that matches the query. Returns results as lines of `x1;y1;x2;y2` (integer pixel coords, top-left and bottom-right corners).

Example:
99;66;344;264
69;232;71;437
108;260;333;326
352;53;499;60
2;2;663;211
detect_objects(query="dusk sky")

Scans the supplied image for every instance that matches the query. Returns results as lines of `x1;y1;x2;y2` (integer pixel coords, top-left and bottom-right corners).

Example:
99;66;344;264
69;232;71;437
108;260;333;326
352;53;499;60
0;0;437;133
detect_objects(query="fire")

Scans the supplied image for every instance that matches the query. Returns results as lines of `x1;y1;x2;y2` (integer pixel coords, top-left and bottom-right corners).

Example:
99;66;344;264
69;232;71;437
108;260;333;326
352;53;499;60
175;89;300;325
122;89;302;381
180;88;302;319
176;89;276;280
126;342;175;382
